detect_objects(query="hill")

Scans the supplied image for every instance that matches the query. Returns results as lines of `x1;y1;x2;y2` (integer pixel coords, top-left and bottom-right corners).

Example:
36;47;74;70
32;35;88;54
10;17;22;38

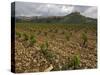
16;12;97;25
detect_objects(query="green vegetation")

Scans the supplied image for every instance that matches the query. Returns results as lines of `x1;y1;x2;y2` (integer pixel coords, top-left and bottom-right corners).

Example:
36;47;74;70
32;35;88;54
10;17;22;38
61;63;68;70
62;55;80;70
16;12;97;25
15;21;96;72
81;32;88;48
40;41;55;62
29;35;36;47
71;55;80;69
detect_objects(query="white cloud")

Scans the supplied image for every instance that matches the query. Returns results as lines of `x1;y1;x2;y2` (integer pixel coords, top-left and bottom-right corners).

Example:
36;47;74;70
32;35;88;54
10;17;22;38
61;6;74;13
15;2;97;18
82;7;97;18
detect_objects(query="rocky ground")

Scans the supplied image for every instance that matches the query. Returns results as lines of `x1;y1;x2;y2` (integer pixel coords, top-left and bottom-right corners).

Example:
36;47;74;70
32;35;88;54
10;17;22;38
14;24;97;73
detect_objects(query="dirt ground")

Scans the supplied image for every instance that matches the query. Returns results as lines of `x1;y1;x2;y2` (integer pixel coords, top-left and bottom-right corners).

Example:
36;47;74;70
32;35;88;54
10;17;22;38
14;23;97;73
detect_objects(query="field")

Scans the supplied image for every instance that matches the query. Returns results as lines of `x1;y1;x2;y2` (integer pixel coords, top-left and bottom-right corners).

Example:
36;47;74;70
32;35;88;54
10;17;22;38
15;22;97;73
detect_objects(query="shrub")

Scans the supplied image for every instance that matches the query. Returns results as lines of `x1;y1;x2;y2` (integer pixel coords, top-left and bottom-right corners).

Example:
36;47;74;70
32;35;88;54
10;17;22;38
61;63;68;70
81;32;88;48
29;35;36;47
40;41;55;62
68;55;80;69
61;55;80;70
40;43;47;55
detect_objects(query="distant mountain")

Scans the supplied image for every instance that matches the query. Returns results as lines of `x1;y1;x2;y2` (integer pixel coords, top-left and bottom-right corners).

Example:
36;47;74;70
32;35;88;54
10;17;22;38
16;12;97;25
60;12;97;24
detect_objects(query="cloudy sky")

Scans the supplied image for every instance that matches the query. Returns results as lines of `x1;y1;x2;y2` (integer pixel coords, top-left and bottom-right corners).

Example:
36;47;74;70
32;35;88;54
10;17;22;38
15;2;97;19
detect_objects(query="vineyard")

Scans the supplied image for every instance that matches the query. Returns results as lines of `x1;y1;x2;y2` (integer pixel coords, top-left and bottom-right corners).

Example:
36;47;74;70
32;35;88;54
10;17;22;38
15;22;97;73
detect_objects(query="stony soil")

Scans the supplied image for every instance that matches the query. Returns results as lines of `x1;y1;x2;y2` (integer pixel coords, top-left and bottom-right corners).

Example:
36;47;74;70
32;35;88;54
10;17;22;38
14;23;97;73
